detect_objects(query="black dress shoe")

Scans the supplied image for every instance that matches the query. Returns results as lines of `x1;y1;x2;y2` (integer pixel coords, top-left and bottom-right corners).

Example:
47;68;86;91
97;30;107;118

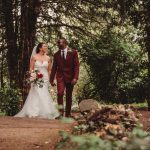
56;115;63;120
148;107;150;111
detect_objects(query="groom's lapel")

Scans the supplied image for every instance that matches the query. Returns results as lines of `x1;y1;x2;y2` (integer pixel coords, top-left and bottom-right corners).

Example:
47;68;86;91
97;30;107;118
66;47;72;62
57;48;72;65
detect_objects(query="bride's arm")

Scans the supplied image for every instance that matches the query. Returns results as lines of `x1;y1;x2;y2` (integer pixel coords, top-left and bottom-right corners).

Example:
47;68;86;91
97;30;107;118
30;56;35;72
48;57;52;76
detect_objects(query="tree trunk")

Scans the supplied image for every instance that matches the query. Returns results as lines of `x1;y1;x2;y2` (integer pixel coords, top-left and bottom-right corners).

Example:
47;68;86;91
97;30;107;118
144;0;150;110
1;0;41;102
19;0;41;102
145;25;150;110
147;50;150;109
1;0;19;87
0;50;4;88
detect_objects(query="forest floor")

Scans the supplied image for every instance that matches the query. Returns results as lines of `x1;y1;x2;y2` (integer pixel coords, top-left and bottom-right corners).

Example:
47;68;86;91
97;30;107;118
0;117;76;150
0;110;150;150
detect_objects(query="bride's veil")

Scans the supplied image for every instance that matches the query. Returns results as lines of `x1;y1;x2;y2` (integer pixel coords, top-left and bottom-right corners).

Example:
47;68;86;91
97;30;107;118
30;46;37;61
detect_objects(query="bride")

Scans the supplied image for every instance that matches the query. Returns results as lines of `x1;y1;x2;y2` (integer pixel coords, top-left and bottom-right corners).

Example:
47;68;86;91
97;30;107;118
15;42;59;119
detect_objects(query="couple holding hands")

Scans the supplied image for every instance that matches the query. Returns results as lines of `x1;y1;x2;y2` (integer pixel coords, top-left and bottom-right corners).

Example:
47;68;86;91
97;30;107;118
15;37;79;119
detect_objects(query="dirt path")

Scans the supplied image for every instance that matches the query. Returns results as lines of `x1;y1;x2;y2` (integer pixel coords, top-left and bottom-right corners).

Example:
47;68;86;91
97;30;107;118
0;110;150;150
0;117;75;150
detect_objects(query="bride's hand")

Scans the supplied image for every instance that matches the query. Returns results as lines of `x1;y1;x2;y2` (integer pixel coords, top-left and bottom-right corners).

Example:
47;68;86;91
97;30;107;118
50;81;56;86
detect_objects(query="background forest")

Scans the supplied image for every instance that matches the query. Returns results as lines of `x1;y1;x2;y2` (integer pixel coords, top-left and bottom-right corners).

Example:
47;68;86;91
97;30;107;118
0;0;150;115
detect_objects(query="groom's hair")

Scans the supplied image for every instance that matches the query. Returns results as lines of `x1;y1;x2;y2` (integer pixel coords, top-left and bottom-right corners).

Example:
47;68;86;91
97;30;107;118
58;37;68;45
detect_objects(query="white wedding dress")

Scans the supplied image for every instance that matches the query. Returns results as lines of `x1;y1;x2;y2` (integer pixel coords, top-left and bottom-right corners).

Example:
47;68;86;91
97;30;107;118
15;60;59;119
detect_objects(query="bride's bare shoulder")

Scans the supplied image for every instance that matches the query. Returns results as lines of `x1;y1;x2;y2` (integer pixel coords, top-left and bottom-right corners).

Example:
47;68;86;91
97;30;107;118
30;54;36;60
46;55;51;61
31;54;38;60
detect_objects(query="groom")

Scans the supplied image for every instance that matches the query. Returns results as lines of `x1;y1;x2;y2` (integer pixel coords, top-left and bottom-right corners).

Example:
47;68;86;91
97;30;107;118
50;37;79;117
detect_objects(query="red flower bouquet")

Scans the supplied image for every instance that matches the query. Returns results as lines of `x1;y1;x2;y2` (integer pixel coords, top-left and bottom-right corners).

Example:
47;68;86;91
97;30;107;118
26;69;44;88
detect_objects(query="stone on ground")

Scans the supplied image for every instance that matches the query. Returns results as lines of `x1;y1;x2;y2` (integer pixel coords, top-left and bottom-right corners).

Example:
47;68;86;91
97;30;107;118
79;99;101;112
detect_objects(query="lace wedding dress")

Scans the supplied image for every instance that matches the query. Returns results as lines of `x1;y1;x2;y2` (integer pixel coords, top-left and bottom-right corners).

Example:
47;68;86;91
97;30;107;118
14;60;59;119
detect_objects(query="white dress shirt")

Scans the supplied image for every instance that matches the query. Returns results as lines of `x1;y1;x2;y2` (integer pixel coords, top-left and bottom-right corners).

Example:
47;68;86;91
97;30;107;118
61;47;68;59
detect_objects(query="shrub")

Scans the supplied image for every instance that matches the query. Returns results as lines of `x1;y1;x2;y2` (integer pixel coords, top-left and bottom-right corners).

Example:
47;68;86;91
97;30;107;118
0;85;21;116
80;28;147;103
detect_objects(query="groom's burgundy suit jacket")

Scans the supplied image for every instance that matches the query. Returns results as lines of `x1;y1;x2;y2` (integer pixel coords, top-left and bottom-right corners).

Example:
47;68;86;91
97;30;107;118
50;48;79;83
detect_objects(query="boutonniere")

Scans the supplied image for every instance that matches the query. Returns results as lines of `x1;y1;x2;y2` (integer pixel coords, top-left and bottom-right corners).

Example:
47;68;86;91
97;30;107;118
67;48;73;53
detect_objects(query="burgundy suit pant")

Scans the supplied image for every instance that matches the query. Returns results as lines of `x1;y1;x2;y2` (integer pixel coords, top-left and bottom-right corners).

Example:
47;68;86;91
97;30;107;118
57;80;74;117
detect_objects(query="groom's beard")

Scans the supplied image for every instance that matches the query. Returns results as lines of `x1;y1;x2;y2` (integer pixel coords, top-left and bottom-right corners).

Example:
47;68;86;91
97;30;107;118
58;45;66;50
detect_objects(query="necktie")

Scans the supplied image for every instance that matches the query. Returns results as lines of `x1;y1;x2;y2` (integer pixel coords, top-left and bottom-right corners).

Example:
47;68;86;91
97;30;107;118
62;50;65;61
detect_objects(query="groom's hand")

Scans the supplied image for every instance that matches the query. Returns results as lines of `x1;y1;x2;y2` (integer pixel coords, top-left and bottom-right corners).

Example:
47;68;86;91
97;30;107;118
71;78;77;85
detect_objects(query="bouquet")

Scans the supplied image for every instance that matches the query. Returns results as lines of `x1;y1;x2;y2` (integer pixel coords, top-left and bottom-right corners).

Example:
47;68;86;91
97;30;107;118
25;69;44;88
